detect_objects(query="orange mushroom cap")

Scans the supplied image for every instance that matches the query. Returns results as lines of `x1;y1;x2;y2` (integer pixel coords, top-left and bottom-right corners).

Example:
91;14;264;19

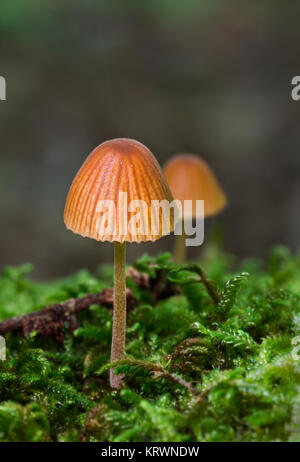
163;154;227;218
64;138;175;243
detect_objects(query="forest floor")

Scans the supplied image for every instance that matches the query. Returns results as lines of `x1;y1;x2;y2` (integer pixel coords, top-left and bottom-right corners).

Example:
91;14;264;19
0;245;300;442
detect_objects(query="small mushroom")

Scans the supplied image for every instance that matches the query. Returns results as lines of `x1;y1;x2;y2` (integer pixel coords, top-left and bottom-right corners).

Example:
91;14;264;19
64;138;174;389
164;154;227;262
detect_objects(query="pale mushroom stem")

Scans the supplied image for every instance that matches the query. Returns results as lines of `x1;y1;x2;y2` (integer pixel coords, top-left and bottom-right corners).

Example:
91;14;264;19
174;222;186;263
110;241;127;389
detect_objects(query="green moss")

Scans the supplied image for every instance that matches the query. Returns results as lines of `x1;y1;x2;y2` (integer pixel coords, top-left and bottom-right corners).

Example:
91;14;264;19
0;246;300;441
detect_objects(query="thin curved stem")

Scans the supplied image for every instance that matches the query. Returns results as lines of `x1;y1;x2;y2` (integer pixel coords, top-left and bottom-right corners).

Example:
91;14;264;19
110;241;127;389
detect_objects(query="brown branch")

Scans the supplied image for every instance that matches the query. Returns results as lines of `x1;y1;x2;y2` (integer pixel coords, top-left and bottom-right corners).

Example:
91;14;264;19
0;264;179;342
0;288;136;342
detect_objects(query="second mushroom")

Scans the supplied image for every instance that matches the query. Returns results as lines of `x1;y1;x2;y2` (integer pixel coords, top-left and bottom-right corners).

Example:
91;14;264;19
164;154;227;263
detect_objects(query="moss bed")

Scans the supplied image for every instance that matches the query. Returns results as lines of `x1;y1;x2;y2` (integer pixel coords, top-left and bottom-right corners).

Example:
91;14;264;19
0;245;300;442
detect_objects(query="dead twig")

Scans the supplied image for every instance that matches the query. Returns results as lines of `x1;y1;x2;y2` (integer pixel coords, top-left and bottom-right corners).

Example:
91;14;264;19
0;288;136;341
0;264;178;342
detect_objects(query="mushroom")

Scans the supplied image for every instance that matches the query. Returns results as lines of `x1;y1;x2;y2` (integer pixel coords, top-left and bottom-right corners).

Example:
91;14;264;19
163;154;227;262
64;138;174;389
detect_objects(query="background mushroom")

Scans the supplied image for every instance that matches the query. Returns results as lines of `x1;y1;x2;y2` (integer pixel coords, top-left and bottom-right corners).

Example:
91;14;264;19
64;138;174;389
164;154;227;262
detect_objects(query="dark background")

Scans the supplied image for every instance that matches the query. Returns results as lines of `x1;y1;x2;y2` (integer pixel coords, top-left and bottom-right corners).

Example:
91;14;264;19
1;0;300;279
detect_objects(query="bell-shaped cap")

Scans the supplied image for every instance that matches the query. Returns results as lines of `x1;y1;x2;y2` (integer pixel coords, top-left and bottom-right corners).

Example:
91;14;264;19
164;154;227;218
64;138;175;243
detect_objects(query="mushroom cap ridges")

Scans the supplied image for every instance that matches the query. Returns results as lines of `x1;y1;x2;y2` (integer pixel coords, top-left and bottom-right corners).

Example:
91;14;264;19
164;154;227;218
64;138;175;243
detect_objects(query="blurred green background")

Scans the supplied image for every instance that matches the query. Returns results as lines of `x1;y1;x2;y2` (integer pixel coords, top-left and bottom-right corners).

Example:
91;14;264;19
0;0;300;278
